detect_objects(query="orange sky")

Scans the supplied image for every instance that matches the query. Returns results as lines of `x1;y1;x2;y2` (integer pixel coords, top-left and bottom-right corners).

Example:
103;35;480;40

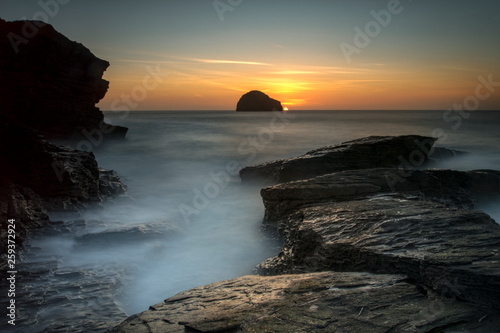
4;1;496;111
98;56;500;110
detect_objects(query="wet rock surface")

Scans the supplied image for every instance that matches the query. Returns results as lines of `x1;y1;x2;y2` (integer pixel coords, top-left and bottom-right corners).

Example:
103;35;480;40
109;271;498;333
0;217;183;332
257;195;500;307
260;168;500;224
0;246;128;333
0;121;127;249
240;135;438;183
111;135;500;333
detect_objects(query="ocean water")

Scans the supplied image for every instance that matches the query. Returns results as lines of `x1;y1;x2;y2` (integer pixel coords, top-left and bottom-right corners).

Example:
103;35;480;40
5;110;500;332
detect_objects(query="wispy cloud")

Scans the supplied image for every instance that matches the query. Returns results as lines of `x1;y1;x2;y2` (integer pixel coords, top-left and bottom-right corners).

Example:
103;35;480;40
270;70;322;75
190;58;272;66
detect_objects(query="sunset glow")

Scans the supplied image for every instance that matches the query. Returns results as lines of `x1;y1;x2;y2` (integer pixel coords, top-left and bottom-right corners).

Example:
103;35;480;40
2;1;498;110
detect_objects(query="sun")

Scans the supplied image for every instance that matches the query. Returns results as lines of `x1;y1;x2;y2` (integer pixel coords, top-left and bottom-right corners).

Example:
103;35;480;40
284;107;289;111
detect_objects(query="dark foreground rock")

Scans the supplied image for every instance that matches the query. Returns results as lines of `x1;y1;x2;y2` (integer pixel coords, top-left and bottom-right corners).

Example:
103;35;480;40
240;135;438;183
0;120;127;250
236;90;283;112
0;18;127;139
109;271;498;333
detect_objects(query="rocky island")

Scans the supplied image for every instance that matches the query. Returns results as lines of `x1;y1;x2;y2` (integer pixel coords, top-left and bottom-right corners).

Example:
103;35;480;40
111;135;500;332
236;90;283;112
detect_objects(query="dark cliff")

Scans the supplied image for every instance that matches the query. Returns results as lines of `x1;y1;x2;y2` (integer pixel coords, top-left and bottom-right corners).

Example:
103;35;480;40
0;18;127;139
0;19;127;250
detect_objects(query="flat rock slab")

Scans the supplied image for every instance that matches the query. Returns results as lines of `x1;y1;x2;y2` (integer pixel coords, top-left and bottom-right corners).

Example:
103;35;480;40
257;194;500;309
260;168;500;223
109;271;491;333
240;135;438;183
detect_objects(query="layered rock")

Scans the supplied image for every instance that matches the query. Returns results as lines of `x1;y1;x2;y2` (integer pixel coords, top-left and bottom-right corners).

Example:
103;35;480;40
110;135;500;332
0;18;127;139
236;90;283;112
258;193;500;307
240;135;437;183
260;168;500;224
0;119;127;250
110;271;495;333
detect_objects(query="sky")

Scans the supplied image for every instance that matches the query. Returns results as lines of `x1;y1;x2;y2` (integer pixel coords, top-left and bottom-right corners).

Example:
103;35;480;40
1;0;499;110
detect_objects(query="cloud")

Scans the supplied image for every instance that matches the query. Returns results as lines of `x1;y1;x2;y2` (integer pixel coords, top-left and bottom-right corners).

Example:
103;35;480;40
190;58;272;66
270;70;322;75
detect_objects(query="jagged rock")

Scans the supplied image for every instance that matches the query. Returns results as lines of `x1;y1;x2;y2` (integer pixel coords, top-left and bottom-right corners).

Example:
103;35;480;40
0;18;127;139
0;178;49;254
236;90;283;112
109;271;498;333
99;169;128;198
256;167;500;309
240;135;438;183
260;168;500;224
0;120;127;248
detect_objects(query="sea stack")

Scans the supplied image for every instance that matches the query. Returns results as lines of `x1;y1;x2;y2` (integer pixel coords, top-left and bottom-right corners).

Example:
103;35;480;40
236;90;283;112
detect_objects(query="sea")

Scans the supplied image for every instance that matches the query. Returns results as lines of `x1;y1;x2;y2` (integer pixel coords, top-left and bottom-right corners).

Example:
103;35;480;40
2;110;500;332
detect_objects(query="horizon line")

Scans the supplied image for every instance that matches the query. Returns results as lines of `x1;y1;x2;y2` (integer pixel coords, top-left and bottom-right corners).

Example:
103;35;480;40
102;109;500;112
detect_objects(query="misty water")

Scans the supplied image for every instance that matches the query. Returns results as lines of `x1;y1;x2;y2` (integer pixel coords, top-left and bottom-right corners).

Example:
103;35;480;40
6;110;500;332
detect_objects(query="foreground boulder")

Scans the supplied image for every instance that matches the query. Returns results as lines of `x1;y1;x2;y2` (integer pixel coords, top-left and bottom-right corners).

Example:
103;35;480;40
109;271;496;333
236;90;283;112
240;135;438;183
0;18;127;139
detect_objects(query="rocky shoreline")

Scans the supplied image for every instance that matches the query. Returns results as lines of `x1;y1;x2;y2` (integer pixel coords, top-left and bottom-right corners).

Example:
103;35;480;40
1;20;130;331
110;135;500;332
0;19;129;252
2;18;499;333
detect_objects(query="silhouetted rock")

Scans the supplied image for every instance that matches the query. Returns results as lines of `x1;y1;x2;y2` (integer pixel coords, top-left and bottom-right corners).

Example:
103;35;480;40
240;135;437;183
0;18;127;139
236;90;283;112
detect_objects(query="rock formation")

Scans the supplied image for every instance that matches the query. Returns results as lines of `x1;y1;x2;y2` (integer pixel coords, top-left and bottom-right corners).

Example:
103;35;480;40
0;120;127;250
236;90;283;112
240;135;438;183
109;272;491;333
256;171;500;309
0;18;127;139
0;19;128;250
111;135;500;332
